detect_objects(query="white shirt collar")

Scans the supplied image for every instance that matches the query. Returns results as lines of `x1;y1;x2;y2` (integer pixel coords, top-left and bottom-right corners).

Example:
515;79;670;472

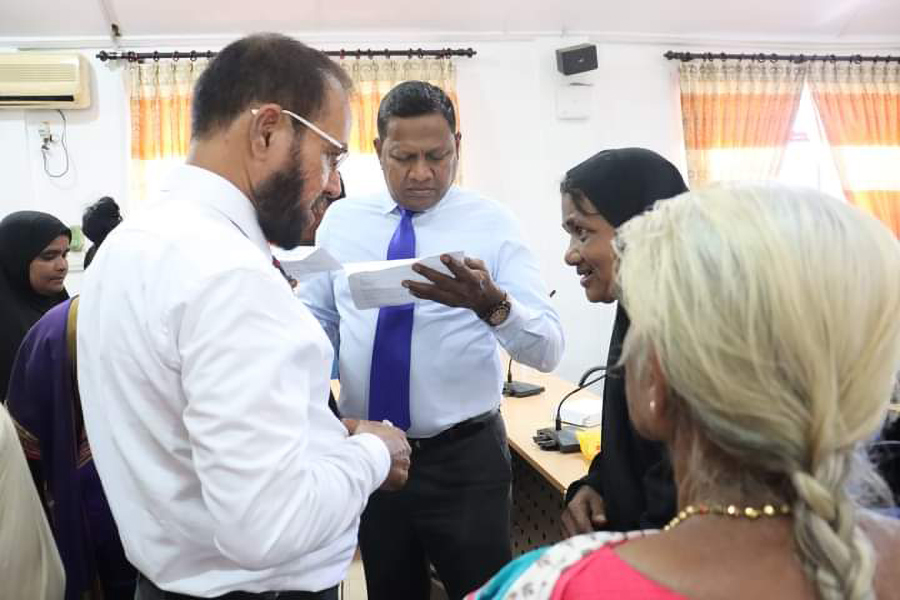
163;164;272;259
376;186;459;216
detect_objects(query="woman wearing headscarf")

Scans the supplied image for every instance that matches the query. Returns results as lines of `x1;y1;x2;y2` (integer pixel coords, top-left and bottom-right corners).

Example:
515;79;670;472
558;148;685;535
0;210;71;400
5;212;134;597
81;197;122;269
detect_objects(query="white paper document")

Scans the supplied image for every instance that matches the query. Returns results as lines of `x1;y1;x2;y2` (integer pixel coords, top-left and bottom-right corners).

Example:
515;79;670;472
346;251;465;310
275;247;343;280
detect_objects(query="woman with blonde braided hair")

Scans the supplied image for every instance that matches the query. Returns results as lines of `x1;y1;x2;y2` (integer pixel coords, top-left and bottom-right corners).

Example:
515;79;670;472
467;183;900;600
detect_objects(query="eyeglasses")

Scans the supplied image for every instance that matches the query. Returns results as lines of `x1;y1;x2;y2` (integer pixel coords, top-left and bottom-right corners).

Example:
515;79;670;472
251;108;349;170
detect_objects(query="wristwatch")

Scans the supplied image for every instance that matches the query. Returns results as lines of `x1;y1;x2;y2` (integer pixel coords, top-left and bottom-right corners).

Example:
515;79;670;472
479;294;512;327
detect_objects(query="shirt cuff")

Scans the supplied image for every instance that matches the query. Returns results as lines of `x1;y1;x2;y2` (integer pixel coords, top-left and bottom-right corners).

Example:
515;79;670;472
492;294;534;335
348;432;392;488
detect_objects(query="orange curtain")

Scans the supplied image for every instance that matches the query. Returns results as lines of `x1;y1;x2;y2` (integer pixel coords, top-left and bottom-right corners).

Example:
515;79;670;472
339;57;460;155
678;60;807;186
128;58;209;209
127;56;462;207
808;61;900;237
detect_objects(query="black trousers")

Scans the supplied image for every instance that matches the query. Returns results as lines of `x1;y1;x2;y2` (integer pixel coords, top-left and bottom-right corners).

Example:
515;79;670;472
359;413;513;600
135;575;338;600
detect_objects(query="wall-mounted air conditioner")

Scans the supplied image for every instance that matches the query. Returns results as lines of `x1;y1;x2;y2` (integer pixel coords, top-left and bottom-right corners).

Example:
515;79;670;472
0;53;91;109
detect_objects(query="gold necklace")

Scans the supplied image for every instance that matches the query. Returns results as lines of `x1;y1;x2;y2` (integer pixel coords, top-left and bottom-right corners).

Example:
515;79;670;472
664;503;792;531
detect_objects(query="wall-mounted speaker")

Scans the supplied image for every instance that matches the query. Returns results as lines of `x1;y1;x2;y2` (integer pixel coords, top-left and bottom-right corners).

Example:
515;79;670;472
555;43;598;76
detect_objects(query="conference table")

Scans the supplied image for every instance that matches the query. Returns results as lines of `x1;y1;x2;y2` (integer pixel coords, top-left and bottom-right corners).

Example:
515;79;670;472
500;362;601;554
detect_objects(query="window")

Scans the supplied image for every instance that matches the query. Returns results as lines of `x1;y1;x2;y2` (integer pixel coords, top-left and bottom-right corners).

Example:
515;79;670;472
777;88;843;199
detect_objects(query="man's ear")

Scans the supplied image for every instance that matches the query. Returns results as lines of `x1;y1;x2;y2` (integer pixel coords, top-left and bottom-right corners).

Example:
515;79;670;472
373;137;383;156
454;131;461;153
248;104;283;159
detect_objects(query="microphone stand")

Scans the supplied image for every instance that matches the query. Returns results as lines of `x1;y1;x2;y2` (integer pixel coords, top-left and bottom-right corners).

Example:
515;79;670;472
534;366;607;452
502;357;545;397
503;289;555;397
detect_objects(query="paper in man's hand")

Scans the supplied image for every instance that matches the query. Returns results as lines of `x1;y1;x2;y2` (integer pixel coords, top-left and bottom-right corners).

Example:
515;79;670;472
346;251;465;310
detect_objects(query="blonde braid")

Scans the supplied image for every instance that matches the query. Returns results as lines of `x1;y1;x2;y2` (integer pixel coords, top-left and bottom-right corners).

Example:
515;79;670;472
792;457;876;600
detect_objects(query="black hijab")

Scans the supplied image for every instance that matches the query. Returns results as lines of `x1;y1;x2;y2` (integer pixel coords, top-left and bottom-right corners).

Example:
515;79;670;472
563;147;688;228
0;211;70;399
563;148;688;531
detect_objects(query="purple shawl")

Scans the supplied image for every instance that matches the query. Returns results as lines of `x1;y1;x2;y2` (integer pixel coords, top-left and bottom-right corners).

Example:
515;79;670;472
6;299;107;599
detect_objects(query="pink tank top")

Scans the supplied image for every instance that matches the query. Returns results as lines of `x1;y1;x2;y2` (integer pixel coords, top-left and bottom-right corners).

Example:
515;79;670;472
550;544;687;599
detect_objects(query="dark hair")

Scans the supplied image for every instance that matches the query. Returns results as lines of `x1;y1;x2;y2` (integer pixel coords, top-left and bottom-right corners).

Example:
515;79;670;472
191;33;352;139
559;178;595;216
82;196;122;244
376;80;456;138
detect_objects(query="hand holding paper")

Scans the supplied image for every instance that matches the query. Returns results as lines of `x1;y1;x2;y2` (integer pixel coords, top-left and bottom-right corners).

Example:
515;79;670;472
346;252;465;310
405;253;507;316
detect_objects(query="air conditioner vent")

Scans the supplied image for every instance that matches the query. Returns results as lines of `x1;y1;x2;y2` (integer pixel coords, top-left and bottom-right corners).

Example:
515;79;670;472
0;54;90;109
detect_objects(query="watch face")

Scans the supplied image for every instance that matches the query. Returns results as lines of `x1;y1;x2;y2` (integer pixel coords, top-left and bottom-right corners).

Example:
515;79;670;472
489;304;511;326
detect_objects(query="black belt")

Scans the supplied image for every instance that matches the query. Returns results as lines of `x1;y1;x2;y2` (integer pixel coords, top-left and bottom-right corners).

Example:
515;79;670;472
408;409;500;453
137;574;338;600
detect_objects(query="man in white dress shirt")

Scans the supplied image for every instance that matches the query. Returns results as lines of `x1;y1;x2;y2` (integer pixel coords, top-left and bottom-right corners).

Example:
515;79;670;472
77;33;410;600
302;81;564;599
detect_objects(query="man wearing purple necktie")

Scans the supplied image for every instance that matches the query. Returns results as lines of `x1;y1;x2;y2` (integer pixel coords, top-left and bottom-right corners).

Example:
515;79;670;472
302;81;564;600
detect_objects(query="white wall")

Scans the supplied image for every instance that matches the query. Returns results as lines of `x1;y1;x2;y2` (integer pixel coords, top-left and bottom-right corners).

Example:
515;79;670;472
0;54;129;222
0;52;130;292
457;39;686;383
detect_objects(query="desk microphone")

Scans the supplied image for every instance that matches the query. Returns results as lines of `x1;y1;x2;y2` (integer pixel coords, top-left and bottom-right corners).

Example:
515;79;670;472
502;290;555;398
534;365;608;453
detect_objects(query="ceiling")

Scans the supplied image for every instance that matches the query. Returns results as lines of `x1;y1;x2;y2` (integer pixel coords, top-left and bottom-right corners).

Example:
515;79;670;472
1;0;899;45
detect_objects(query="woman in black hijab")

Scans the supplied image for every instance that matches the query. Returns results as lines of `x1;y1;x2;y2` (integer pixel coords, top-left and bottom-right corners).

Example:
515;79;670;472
0;211;71;399
559;148;686;535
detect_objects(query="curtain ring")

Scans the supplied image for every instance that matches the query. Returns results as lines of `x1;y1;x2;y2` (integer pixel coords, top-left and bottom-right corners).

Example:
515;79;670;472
408;49;414;59
339;49;345;60
173;51;180;62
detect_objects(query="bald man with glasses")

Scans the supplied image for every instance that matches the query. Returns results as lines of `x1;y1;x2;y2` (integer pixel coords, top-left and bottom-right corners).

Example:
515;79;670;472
77;33;410;600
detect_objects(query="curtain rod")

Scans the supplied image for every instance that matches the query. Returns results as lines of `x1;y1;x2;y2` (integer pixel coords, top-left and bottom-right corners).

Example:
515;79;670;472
96;47;476;63
664;50;900;64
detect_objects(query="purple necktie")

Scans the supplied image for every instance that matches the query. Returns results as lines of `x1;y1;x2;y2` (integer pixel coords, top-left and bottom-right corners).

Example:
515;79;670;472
368;208;416;430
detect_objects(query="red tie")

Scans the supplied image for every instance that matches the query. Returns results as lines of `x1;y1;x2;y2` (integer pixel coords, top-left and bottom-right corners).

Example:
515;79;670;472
272;257;297;289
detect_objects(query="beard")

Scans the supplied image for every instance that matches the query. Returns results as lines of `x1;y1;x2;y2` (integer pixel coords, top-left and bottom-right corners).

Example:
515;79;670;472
253;163;312;250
